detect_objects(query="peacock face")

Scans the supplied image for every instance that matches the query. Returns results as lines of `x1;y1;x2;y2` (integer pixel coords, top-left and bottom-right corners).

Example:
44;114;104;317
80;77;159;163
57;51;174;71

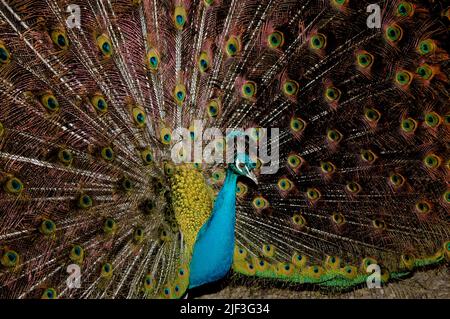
229;153;258;183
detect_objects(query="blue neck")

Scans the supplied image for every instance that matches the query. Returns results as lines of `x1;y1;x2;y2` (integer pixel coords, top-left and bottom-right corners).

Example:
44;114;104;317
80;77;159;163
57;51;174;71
188;169;238;288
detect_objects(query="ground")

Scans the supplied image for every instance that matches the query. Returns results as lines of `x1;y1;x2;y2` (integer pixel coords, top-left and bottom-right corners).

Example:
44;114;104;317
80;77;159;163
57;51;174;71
198;267;450;299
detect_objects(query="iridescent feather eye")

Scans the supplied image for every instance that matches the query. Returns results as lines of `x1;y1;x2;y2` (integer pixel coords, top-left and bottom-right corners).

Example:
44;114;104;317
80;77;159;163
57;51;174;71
282;79;299;97
133;227;144;243
423;153;441;169
396;2;414;17
267;31;284;49
395;70;413;87
146;48;160;72
331;212;345;226
356;51;374;68
141;148;153;165
164;161;175;176
173;84;186;105
306;188;321;201
417;39;436;55
292;214;306;228
443;190;450;204
101;146;115;161
206;99;220;118
39;219;56;235
290;117;306;133
320;161;336;174
236;182;248;197
69;245;84;263
424;112;441;128
1;250;19;267
160;128;172;145
327;129;342;143
51;29;69;50
346;181;361;194
364;107;381;123
277;178;293;192
389;173;405;188
332;0;348;8
372;219;387;230
287;154;303;170
40;93;60;112
101;262;113;278
96;34;113;58
325;86;341;102
385;24;403;43
121;177;133;192
132;107;146;128
211;169;225;183
225;36;241;57
41;288;57;299
241;81;256;99
77;194;93;209
401;117;417;133
204;0;215;6
3;176;24;195
198;51;211;73
310;33;326;50
0;42;11;64
252;196;268;210
416;64;434;80
360;149;376;164
143;274;154;291
415;200;431;214
91;94;108;113
174;6;187;30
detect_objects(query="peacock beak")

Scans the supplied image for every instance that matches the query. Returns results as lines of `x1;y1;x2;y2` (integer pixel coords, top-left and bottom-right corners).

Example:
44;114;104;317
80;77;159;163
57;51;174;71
245;170;258;185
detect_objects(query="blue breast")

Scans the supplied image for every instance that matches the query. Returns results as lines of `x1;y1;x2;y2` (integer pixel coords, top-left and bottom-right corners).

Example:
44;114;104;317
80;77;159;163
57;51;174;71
188;171;238;288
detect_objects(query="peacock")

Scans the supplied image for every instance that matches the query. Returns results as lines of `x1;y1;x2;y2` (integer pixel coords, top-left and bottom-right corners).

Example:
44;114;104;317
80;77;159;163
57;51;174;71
0;0;449;299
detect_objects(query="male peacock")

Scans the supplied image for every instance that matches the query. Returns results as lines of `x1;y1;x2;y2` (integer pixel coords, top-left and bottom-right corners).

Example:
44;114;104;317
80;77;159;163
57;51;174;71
0;0;449;299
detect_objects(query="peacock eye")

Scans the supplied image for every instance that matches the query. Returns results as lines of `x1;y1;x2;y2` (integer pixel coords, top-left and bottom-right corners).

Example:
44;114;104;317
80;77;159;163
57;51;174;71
206;99;220;118
160;127;172;145
267;31;284;49
423;112;440;128
96;34;113;57
443;190;450;204
1;250;19;267
416;64;434;80
364;107;381;122
332;0;348;8
310;33;326;50
40;219;56;235
204;0;214;6
306;188;321;201
356;51;374;68
423;153;441;169
198;51;211;73
415;200;431;214
133;227;144;243
327;129;342;143
101;146;115;161
346;181;361;194
277;178;293;191
4;176;24;194
282;79;299;97
90;94;108;113
325;86;341;102
385;24;403;43
236;182;248;197
360;149;376;163
241;81;256;99
40;93;60;112
389;173;405;188
0;42;11;64
320;161;336;174
70;245;84;263
395;70;413;86
292;214;306;227
173;83;186;105
78;193;93;209
396;2;414;17
146;48;160;72
212;169;225;183
41;288;57;299
144;274;154;290
331;212;345;225
101;262;113;278
290;117;306;133
141;148;153;165
417;39;435;55
372;219;386;230
174;6;187;30
252;196;268;209
401;118;417;133
225;36;241;57
51;30;69;50
132;107;146;128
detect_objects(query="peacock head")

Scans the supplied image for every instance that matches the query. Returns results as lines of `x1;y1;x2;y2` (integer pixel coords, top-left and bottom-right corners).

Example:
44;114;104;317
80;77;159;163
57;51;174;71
228;153;258;184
